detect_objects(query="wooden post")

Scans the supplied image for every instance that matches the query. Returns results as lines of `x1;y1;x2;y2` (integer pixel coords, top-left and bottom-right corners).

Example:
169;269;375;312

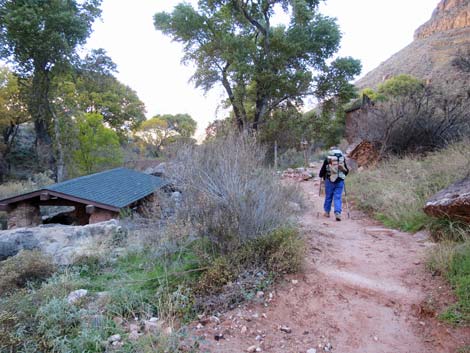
274;140;278;170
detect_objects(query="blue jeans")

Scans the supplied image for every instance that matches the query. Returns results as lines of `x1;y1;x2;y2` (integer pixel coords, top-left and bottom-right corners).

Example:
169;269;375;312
324;179;344;214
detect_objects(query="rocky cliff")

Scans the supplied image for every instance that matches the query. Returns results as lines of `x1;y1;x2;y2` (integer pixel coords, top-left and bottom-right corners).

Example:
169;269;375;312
356;0;470;89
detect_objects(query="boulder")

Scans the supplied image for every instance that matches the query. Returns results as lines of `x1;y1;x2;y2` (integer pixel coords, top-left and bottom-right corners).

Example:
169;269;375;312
0;220;122;264
347;140;380;168
424;176;470;223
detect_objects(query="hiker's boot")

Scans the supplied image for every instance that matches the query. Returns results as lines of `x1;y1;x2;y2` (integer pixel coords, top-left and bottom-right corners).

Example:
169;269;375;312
335;212;341;221
323;212;330;218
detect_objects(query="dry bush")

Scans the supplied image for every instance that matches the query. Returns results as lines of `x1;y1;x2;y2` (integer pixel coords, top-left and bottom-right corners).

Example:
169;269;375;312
356;81;470;156
349;140;470;234
0;250;56;295
166;134;299;250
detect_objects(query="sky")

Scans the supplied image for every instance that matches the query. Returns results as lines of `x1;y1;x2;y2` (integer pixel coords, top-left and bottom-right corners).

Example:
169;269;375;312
86;0;438;139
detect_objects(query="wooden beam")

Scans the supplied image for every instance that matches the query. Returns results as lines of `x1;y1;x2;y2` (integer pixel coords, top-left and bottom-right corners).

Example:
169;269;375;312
40;192;50;201
86;205;96;214
0;204;11;212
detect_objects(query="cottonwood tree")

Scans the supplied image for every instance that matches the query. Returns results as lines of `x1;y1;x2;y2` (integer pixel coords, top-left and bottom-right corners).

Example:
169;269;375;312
75;49;146;137
137;114;197;157
0;67;30;180
0;0;102;178
73;113;123;175
154;0;361;132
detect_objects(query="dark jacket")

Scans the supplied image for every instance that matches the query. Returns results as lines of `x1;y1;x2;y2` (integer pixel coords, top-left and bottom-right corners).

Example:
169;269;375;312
319;157;349;182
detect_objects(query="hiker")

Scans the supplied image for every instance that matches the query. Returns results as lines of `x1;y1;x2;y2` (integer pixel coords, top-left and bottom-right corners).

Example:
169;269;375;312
319;147;349;221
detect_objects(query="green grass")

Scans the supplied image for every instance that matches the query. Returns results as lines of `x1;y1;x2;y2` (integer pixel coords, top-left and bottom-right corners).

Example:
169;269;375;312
0;227;304;352
349;140;470;239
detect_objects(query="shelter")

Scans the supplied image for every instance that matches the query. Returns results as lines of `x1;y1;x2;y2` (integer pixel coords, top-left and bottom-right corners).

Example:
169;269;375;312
0;168;169;229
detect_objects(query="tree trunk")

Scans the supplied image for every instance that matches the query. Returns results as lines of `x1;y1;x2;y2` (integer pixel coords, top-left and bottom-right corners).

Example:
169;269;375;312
30;68;55;174
51;108;66;182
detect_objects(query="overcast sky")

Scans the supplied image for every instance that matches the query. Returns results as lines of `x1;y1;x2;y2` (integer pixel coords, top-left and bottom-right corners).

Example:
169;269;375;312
86;0;438;139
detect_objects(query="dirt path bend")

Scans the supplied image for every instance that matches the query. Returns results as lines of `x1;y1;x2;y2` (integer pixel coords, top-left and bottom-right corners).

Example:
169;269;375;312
195;180;469;353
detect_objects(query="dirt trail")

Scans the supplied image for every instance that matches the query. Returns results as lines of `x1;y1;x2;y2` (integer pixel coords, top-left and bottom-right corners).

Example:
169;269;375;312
195;180;469;353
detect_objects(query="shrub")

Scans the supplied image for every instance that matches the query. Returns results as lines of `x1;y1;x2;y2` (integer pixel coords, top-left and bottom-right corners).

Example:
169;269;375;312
36;298;81;346
0;250;56;295
196;227;304;295
356;77;470;156
427;242;470;325
167;134;299;251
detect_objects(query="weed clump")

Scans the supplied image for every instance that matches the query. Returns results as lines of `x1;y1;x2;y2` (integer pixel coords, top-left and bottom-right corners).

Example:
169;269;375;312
0;250;56;295
194;227;304;312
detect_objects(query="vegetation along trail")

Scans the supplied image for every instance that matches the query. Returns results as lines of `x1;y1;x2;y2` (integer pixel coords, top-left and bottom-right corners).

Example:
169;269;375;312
195;180;470;353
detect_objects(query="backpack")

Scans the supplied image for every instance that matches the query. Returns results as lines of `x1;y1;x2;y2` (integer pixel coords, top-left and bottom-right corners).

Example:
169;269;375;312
326;149;346;182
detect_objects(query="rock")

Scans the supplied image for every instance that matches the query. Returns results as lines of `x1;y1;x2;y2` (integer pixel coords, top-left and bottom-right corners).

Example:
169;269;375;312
280;325;292;333
129;323;140;333
128;330;141;341
291;279;299;285
144;162;166;177
424;176;470;223
323;343;333;351
307;349;317;353
288;202;301;212
247;346;260;352
107;334;121;343
113;317;124;326
347;140;380;168
0;220;121;264
144;318;161;333
256;291;264;298
365;227;396;237
241;325;248;334
214;333;224;341
415;0;470;40
67;289;88;304
356;0;470;92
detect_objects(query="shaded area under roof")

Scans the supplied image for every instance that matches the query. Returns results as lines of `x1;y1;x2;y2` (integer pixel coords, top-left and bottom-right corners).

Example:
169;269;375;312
0;168;169;210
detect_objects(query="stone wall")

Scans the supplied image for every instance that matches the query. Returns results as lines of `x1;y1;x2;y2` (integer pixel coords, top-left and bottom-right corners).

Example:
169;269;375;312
7;202;40;229
0;220;123;264
89;209;118;224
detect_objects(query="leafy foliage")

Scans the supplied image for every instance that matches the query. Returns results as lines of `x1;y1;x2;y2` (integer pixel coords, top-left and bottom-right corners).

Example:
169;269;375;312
155;0;360;131
73;113;123;175
0;0;103;173
0;66;30;180
137;114;197;157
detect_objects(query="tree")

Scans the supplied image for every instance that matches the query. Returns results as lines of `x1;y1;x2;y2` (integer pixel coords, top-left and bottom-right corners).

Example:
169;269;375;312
0;66;30;180
0;0;102;175
154;0;361;132
74;49;146;136
136;114;197;157
73;113;123;175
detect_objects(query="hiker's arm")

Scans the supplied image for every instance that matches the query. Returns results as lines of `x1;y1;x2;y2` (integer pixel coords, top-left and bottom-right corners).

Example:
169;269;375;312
343;159;349;176
319;159;327;179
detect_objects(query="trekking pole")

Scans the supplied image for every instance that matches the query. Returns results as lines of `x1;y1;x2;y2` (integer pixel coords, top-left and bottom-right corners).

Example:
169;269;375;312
317;179;323;218
343;183;351;219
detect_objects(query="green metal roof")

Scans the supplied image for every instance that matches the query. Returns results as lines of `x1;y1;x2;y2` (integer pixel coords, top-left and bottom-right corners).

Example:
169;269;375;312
42;168;169;209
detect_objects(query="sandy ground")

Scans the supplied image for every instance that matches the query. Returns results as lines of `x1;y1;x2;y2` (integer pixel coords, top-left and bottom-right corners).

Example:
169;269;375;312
192;180;470;353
